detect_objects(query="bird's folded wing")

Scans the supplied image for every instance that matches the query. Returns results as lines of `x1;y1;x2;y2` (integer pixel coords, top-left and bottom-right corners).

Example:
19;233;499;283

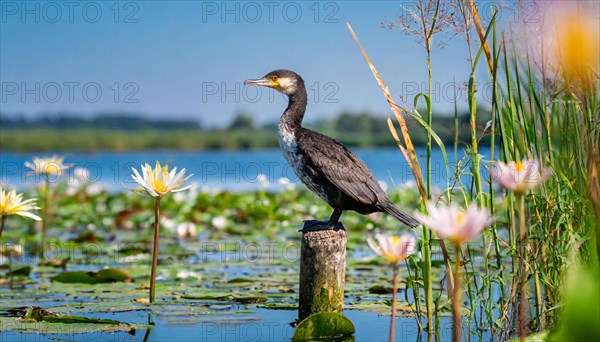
298;132;382;205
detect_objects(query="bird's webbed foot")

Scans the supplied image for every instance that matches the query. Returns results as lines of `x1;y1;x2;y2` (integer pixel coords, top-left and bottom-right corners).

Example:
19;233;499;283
299;220;344;233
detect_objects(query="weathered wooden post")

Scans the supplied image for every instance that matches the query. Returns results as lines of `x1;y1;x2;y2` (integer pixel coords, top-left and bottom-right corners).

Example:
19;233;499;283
298;222;347;321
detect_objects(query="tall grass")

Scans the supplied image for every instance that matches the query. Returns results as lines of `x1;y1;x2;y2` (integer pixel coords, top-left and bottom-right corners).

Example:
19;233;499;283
351;0;599;339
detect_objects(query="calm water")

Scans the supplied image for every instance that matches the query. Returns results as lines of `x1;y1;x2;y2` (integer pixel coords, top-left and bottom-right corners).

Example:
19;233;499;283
0;147;492;193
0;147;497;341
0;308;475;341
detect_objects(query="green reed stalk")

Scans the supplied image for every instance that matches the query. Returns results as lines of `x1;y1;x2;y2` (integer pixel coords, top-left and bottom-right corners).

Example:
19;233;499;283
405;261;424;331
488;18;507;331
0;215;6;240
8;249;14;289
534;263;543;330
454;80;459;165
421;226;433;331
466;14;496;334
499;43;521;335
40;175;50;261
516;193;528;340
463;244;478;331
421;0;441;330
524;59;547;331
488;112;506;330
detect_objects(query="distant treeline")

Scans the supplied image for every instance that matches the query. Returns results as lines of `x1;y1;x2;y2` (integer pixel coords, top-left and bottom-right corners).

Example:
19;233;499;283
0;109;492;151
0;114;202;131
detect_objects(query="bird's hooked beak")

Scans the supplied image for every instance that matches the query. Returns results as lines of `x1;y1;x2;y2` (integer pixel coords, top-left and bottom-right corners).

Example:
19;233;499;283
244;77;281;90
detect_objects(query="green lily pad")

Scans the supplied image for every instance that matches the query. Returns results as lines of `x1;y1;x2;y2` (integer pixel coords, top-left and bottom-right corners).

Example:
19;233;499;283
10;266;32;276
43;315;121;324
227;277;254;283
95;268;132;283
368;284;393;294
0;316;140;334
257;303;298;310
292;312;355;341
180;292;232;300
52;271;99;284
52;268;131;284
232;295;268;304
12;306;122;325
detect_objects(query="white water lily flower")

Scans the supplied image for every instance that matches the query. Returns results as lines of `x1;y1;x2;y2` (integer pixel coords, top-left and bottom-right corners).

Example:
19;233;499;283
25;156;71;176
211;216;227;230
277;177;295;191
73;167;90;181
1;244;23;258
177;222;198;238
0;188;41;221
173;192;187;203
131;161;193;198
85;184;104;196
367;233;417;264
490;159;552;194
415;202;494;245
256;173;269;190
256;173;268;183
66;167;91;195
161;217;176;232
176;270;202;280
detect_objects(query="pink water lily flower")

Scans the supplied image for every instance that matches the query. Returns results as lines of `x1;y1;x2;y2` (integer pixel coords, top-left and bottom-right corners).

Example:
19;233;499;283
367;233;417;264
490;160;552;194
415;202;494;245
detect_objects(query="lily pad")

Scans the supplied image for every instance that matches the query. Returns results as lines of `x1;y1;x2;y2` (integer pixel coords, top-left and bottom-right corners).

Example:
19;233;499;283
292;312;355;341
10;266;32;276
43;315;121;324
52;271;99;284
368;284;393;294
257;303;298;310
232;295;268;304
227;277;254;283
0;316;140;334
52;268;131;284
9;306;122;325
180;292;232;300
95;268;132;282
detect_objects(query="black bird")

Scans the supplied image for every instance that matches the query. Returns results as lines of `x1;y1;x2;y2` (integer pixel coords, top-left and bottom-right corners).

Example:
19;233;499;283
244;70;419;230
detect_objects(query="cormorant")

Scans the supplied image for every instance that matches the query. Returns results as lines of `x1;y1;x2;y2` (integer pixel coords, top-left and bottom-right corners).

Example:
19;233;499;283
244;69;419;230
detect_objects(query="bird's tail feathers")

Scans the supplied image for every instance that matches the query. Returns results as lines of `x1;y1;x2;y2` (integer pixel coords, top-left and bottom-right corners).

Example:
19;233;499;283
382;201;420;228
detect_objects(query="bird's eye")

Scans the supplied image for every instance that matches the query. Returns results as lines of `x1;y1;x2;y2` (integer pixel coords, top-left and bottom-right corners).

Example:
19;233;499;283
271;76;278;81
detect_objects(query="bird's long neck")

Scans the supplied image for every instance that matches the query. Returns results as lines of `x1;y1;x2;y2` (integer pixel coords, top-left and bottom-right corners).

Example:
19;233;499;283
279;81;307;132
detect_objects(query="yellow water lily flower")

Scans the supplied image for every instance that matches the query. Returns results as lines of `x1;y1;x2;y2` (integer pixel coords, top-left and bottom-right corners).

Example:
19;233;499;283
490;159;552;194
553;11;599;86
131;161;193;198
367;233;416;264
0;187;41;221
25;156;71;176
415;202;493;245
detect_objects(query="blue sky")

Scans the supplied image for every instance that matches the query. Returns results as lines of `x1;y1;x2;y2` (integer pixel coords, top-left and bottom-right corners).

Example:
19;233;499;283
1;1;508;127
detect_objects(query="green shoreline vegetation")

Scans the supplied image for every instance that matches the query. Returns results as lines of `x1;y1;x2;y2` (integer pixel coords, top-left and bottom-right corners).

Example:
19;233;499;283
0;111;491;151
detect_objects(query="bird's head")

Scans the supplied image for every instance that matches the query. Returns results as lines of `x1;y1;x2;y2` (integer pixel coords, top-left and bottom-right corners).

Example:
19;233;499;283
244;69;302;95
